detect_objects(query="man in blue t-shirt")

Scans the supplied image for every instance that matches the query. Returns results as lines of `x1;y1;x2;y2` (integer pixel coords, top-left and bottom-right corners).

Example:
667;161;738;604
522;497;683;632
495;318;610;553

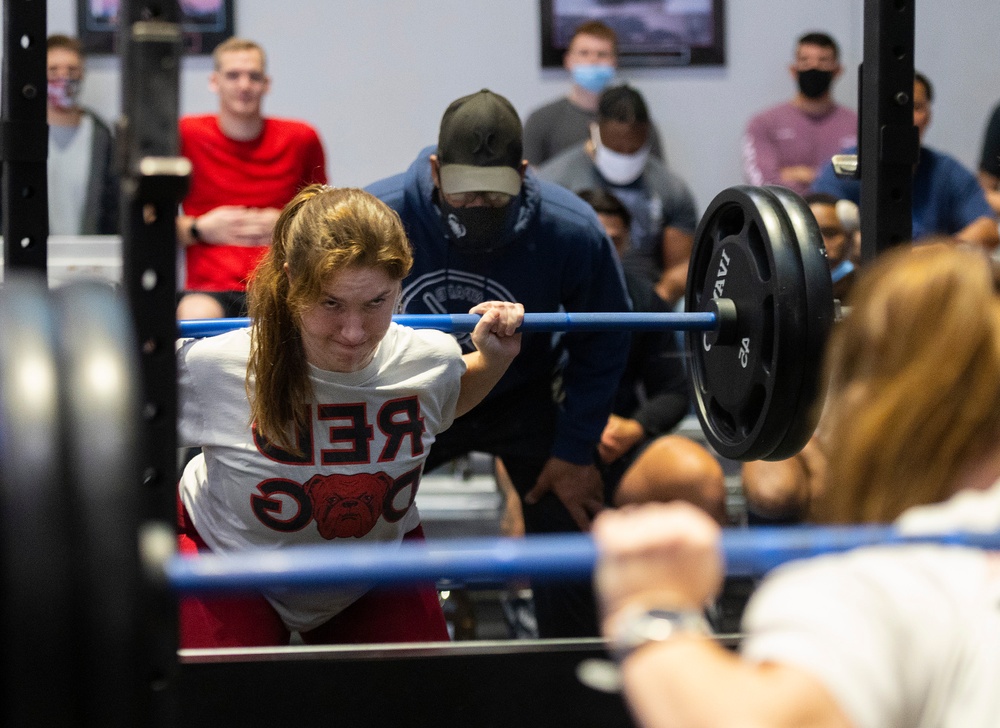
813;72;998;249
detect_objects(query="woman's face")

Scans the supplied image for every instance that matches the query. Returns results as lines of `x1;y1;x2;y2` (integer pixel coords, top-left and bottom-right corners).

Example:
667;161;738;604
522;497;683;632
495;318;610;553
297;266;400;373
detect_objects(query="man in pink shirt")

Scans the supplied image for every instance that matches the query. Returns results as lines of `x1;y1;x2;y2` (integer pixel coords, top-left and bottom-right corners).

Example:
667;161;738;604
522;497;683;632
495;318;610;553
742;32;857;196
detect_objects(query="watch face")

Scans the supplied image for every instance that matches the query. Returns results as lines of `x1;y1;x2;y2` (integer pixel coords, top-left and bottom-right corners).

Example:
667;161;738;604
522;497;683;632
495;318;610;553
634;612;680;640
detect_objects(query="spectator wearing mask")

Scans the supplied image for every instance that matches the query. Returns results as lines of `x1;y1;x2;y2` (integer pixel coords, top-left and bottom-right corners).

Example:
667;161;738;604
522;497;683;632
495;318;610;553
523;20;663;167
45;34;118;235
742;32;857;196
367;89;631;638
537;85;697;306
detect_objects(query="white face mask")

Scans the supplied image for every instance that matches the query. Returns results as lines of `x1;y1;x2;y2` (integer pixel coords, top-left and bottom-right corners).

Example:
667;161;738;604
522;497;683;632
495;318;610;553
590;124;650;186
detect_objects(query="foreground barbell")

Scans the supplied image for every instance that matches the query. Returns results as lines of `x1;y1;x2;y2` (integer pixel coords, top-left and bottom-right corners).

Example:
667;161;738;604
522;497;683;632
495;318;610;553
160;526;1000;594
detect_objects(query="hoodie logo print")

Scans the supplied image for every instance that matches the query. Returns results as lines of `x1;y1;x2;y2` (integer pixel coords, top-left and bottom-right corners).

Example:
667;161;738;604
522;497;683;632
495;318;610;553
401;270;518;353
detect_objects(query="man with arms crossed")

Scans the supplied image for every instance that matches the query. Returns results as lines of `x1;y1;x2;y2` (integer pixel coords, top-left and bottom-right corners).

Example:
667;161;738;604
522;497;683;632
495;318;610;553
743;32;857;196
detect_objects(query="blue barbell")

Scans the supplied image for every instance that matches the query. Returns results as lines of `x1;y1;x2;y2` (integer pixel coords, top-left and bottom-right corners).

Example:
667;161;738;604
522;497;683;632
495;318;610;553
161;526;1000;594
178;311;721;339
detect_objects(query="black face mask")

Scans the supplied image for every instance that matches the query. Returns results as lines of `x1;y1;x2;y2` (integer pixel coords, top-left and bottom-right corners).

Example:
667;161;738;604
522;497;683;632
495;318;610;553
438;196;520;254
797;68;834;99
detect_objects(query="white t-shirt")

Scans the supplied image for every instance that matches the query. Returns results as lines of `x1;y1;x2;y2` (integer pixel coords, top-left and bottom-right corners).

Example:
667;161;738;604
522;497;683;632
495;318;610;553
177;324;465;631
48;115;93;235
741;483;1000;728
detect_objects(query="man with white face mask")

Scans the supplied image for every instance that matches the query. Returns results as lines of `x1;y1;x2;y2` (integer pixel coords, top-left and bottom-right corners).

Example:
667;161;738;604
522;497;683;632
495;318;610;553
538;85;698;305
45;34;118;235
523;21;664;166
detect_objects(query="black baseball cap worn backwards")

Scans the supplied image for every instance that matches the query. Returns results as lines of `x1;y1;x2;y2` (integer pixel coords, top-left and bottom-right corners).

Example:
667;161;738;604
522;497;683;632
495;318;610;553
437;89;523;197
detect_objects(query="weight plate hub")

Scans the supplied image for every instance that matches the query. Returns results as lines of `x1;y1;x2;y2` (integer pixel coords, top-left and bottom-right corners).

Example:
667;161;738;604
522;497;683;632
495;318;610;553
686;186;830;461
698;241;767;413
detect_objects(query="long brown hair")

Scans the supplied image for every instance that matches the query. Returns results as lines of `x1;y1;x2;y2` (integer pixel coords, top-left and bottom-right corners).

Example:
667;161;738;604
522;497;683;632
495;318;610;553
816;243;1000;522
245;185;413;452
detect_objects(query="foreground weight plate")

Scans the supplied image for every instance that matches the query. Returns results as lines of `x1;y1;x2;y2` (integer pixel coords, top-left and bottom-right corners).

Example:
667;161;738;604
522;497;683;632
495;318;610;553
685;186;813;461
0;275;78;724
52;283;145;726
765;186;835;459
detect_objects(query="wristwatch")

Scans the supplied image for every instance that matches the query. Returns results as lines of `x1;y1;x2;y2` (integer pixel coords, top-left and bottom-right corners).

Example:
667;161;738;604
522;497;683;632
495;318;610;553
609;608;711;663
189;217;201;242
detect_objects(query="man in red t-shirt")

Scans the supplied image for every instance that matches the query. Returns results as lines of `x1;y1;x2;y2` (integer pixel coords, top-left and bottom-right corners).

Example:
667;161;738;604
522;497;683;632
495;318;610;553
176;37;327;320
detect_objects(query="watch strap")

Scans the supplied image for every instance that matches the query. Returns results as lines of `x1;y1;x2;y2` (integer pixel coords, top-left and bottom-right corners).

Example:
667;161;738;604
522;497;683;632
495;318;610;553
609;608;711;663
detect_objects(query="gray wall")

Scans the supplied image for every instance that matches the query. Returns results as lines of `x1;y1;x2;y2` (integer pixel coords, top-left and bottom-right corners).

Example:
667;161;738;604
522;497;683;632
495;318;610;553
39;0;1000;215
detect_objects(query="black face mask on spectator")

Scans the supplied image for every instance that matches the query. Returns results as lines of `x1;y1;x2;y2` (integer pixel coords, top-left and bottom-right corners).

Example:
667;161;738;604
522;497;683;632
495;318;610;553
798;68;834;99
438;196;521;254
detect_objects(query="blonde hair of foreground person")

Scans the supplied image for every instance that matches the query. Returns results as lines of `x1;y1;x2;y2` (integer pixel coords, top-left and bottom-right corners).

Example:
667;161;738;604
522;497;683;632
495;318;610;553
245;185;413;452
814;242;1000;523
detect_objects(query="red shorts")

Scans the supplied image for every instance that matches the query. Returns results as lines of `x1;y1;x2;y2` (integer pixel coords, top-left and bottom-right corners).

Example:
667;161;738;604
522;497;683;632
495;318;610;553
177;500;450;648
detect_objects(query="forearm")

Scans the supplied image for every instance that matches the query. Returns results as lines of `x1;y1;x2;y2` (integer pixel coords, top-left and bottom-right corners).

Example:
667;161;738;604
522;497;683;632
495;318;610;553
956;216;1000;250
620;638;850;728
661;228;694;271
779;165;817;187
976;169;1000;196
657;230;693;306
986;188;1000;216
742;129;782;187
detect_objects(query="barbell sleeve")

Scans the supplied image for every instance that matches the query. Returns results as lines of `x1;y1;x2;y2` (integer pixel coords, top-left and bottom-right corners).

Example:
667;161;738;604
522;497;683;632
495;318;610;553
177;311;720;339
161;526;1000;594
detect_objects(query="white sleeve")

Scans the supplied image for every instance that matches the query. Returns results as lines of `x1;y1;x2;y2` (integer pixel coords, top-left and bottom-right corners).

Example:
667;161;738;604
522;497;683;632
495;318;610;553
740;557;916;728
896;480;1000;534
176;338;206;448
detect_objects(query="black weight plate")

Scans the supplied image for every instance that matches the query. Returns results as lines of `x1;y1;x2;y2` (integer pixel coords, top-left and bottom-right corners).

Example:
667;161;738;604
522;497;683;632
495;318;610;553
765;186;836;460
0;275;78;724
684;186;807;461
52;282;145;727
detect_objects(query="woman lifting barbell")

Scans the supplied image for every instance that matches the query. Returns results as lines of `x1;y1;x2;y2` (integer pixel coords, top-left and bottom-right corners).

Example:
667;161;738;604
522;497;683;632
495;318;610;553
176;185;523;648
